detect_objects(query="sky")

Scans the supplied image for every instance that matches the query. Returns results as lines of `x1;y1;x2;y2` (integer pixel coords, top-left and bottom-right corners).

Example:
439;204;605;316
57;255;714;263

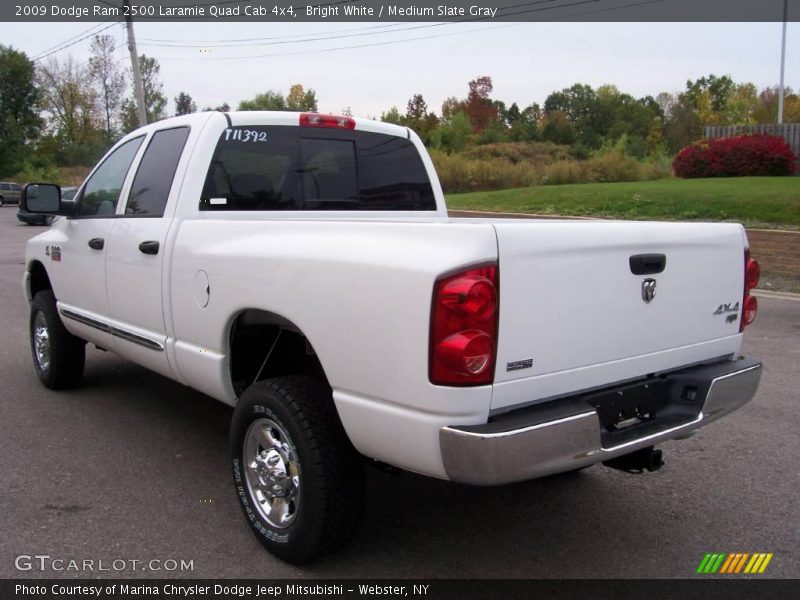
1;20;797;118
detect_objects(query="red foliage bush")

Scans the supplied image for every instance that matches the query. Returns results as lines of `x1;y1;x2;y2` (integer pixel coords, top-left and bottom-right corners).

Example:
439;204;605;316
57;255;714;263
673;134;796;178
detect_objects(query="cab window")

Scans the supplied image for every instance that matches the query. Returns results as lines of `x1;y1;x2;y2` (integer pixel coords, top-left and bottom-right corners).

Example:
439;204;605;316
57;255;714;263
76;136;144;217
125;127;190;217
200;126;435;211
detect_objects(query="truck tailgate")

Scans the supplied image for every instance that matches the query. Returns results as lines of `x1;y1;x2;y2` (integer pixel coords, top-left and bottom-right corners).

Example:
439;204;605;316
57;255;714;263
491;220;746;412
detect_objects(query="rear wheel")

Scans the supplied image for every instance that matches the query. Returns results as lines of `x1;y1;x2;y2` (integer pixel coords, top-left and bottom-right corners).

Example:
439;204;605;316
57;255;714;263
230;376;365;563
30;290;85;389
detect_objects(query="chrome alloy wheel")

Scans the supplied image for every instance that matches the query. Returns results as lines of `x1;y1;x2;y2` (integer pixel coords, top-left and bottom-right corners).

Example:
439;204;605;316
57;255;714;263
32;311;51;371
244;417;301;528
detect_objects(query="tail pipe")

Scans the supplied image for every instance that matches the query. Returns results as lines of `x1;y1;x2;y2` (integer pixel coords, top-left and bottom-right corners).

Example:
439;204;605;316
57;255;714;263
603;446;664;474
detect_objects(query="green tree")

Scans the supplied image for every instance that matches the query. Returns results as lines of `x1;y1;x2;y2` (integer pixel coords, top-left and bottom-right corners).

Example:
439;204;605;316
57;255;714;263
440;96;462;124
88;35;125;141
430;111;471;152
406;94;428;124
685;74;735;117
655;92;676;119
37;55;105;165
286;84;318;111
380;106;404;125
664;97;702;152
121;55;168;131
505;102;521;126
544;83;596;126
203;102;231;112
726;83;759;124
0;45;40;176
174;91;197;116
238;90;286;111
509;103;540;141
404;93;439;142
754;86;800;124
542;111;577;145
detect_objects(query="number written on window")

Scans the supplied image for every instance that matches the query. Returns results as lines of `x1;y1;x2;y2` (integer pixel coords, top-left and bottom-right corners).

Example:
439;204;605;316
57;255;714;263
223;128;268;143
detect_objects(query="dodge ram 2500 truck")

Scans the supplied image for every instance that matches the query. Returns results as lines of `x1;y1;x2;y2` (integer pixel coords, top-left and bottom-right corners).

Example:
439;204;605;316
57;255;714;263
23;111;762;563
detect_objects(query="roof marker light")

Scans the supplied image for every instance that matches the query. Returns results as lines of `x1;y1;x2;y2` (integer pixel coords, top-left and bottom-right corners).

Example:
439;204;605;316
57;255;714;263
299;113;356;130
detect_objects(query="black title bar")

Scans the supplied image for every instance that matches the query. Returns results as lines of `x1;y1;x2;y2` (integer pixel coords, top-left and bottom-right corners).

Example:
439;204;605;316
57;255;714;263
3;579;800;600
4;0;799;22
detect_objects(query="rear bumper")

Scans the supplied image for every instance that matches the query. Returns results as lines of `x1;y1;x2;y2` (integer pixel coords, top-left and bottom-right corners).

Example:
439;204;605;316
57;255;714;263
440;357;761;485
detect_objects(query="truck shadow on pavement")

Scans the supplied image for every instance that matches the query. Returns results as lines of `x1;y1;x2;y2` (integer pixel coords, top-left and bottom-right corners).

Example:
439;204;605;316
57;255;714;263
65;353;679;578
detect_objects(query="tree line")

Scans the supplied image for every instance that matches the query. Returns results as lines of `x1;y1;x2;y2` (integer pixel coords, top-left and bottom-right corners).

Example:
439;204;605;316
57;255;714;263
0;38;797;179
381;75;800;159
0;39;318;177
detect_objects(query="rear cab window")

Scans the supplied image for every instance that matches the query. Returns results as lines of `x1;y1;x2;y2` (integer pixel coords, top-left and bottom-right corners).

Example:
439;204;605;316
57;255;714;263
200;126;435;211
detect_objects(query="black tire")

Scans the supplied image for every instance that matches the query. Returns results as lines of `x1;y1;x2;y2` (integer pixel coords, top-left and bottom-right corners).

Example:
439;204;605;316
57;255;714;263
0;196;4;206
30;290;85;389
230;376;365;563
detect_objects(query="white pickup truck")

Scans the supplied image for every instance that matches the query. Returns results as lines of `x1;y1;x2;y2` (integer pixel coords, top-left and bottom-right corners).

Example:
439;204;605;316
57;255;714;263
23;111;762;563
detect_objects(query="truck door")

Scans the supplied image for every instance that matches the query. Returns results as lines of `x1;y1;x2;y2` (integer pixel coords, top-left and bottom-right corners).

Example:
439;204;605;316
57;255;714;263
53;136;145;350
105;126;190;379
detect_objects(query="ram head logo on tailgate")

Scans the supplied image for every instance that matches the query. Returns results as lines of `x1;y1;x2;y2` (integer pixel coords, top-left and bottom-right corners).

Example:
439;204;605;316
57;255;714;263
642;278;657;303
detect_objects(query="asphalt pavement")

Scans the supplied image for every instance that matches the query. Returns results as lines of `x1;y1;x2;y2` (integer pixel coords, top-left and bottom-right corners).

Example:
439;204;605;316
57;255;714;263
0;206;798;579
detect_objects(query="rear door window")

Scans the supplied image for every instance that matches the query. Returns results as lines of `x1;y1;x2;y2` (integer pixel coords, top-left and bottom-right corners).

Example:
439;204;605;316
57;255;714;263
125;127;190;217
200;126;435;211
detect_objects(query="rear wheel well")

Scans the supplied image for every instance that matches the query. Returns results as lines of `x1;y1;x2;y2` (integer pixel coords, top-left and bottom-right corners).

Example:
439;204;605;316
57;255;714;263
228;309;325;397
28;261;52;300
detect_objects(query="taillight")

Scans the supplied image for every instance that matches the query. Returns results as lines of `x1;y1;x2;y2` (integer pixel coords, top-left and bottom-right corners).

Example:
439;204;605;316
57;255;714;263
430;264;498;386
741;249;759;331
743;295;758;327
746;256;760;290
299;113;356;130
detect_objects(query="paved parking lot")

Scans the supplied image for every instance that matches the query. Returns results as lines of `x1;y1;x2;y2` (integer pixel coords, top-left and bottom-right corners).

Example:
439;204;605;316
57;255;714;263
0;206;798;579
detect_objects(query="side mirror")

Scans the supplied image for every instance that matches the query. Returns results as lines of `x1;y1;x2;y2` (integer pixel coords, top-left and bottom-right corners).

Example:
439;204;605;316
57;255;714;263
23;183;62;214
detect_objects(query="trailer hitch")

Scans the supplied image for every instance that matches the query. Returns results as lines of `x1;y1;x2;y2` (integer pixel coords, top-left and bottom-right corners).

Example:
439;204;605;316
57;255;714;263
603;446;664;474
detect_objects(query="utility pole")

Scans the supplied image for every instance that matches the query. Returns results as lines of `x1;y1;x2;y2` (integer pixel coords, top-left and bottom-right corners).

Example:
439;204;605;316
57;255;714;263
777;0;788;125
124;0;147;127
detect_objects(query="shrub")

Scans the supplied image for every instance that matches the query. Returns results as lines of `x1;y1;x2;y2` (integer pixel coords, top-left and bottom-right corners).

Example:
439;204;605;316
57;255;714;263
430;147;670;193
10;162;60;185
429;149;537;193
540;149;669;185
463;141;570;165
673;134;795;178
11;164;90;186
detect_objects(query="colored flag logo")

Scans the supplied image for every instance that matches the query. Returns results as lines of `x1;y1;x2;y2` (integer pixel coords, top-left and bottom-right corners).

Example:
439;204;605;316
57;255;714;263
697;553;774;574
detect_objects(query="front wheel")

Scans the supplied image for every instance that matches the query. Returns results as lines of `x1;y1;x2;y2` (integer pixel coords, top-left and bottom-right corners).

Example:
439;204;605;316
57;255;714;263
30;290;85;389
230;376;365;563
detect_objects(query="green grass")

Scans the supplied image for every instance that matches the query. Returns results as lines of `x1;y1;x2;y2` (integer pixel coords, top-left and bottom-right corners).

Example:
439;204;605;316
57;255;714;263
446;177;800;229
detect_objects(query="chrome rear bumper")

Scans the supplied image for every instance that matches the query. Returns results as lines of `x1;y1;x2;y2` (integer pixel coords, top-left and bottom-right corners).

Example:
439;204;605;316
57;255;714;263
440;357;761;485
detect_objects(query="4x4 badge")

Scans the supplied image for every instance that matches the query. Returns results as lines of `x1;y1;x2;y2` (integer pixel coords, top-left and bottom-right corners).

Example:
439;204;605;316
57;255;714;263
642;278;656;303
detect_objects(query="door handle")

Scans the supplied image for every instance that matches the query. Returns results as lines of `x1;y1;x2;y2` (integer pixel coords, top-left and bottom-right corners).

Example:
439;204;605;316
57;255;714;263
629;253;666;275
88;238;104;250
139;240;160;255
